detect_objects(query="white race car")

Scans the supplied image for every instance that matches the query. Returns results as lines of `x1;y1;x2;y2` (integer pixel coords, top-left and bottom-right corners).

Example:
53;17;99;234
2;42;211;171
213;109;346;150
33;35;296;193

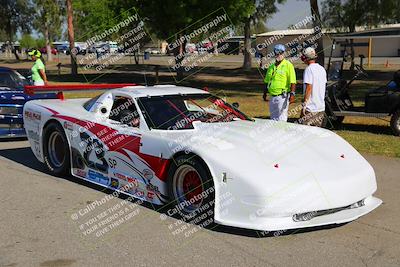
23;84;382;231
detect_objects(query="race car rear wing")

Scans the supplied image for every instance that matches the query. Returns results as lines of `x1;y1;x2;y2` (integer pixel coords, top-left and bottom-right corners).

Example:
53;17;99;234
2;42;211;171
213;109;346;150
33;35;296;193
24;83;136;100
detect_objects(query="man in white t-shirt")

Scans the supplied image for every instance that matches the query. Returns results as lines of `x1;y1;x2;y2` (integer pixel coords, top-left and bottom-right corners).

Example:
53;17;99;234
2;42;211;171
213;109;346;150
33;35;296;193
299;47;327;127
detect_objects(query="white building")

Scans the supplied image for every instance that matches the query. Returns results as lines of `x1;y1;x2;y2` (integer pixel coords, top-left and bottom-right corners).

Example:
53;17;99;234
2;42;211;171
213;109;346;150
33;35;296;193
256;24;400;58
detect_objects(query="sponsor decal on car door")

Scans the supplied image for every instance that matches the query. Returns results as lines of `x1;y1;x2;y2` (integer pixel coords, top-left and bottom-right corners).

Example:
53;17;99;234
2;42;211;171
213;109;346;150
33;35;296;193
59;117;168;205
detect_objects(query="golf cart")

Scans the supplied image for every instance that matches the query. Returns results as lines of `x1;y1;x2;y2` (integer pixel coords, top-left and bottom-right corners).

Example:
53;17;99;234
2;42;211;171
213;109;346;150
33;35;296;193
324;40;400;136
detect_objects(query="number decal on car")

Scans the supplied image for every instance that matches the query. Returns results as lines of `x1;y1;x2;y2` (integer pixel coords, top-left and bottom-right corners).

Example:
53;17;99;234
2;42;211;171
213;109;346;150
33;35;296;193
80;132;109;173
108;158;117;169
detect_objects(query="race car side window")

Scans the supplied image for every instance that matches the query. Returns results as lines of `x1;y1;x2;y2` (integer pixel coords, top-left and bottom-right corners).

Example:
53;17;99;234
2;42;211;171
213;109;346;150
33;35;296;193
109;96;140;128
0;72;15;88
83;95;101;111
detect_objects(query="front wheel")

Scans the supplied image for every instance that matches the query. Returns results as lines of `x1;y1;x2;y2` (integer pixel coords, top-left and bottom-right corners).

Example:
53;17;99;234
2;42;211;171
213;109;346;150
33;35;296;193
390;110;400;136
167;155;215;224
43;122;71;176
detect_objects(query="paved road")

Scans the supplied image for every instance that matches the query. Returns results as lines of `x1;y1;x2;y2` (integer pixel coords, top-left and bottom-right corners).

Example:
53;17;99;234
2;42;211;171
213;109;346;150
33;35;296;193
0;140;399;267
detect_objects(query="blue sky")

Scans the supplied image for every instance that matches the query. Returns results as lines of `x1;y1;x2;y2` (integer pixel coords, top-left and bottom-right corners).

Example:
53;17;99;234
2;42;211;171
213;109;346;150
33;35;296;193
267;0;324;30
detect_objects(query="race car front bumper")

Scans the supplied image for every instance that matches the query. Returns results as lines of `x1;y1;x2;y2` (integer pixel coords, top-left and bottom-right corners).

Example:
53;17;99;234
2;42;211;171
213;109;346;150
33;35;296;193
0;112;26;138
215;196;382;232
0;124;26;138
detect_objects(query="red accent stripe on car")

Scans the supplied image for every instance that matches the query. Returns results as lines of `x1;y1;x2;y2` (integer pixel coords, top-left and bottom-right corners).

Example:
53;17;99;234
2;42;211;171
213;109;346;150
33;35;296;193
53;114;170;180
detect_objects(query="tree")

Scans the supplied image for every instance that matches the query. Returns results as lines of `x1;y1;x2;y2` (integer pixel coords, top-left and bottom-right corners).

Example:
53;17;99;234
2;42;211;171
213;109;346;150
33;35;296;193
73;0;117;38
234;21;271;35
322;0;368;69
66;0;78;75
377;0;400;24
0;29;7;41
33;0;64;61
36;38;46;48
252;20;270;34
322;0;400;69
72;0;262;78
73;0;146;66
136;0;255;79
322;0;366;32
310;0;324;66
0;0;33;59
242;14;252;70
137;1;217;79
242;0;285;70
19;34;36;50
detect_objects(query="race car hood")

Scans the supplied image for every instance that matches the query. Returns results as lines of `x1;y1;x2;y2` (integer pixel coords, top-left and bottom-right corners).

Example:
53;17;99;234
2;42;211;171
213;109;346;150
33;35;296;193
155;119;378;217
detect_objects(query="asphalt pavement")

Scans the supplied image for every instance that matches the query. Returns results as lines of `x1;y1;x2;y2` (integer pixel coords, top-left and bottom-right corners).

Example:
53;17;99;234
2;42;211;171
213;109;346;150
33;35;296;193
0;140;399;267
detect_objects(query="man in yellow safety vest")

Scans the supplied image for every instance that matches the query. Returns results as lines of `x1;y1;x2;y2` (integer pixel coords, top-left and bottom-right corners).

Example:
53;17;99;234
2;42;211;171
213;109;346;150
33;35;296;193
264;44;296;121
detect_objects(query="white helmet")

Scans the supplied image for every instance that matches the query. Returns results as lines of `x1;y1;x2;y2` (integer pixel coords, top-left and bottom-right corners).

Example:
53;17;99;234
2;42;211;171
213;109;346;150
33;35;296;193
303;47;317;60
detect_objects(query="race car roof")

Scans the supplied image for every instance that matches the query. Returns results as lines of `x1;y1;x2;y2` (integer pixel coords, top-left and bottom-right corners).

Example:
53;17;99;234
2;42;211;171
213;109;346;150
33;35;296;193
117;85;209;98
0;67;13;73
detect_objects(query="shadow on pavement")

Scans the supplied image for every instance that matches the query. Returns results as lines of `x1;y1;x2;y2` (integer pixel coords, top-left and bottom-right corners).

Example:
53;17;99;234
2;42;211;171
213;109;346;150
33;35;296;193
0;145;348;238
0;146;44;172
211;223;347;238
0;137;27;142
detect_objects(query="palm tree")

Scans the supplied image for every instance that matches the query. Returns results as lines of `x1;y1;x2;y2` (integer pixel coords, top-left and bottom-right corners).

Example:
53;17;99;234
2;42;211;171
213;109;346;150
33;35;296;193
66;0;78;75
242;0;285;71
243;16;252;70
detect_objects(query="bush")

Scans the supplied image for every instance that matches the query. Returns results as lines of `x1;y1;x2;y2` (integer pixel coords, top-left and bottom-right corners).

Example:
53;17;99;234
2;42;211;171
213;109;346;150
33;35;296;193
19;34;36;49
35;38;46;48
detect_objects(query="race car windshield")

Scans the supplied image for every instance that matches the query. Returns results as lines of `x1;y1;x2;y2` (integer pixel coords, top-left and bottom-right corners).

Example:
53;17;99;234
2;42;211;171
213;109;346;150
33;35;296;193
137;94;251;130
0;72;27;88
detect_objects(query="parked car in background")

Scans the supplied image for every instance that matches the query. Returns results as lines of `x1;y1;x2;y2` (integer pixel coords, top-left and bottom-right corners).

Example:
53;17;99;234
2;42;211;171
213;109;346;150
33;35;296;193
95;43;109;54
197;47;208;54
108;42;119;53
55;45;70;55
75;42;88;55
145;48;161;54
185;43;197;54
87;45;97;54
39;47;58;55
0;67;56;138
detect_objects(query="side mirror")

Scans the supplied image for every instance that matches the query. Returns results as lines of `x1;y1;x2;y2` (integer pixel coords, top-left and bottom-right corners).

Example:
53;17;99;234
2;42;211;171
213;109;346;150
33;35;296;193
232;102;240;109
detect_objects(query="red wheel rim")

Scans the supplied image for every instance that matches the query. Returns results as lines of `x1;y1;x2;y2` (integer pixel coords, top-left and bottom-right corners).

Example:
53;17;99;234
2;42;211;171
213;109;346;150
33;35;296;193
182;170;203;204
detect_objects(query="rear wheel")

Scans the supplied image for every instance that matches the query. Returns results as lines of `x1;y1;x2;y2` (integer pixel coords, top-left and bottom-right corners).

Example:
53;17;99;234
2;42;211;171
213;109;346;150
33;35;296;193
390;110;400;136
167;155;215;224
43;122;71;176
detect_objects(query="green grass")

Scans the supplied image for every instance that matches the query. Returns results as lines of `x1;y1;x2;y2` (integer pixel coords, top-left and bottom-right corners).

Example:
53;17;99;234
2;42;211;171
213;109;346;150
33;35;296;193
336;131;400;158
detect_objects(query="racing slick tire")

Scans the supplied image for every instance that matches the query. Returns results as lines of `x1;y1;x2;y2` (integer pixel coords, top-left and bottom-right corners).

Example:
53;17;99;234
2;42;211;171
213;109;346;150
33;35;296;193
43;122;71;176
167;155;215;227
390;110;400;136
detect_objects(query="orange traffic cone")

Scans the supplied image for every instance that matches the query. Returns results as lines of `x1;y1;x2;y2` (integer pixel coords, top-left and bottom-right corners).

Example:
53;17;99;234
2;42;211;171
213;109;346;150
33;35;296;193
385;59;390;68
